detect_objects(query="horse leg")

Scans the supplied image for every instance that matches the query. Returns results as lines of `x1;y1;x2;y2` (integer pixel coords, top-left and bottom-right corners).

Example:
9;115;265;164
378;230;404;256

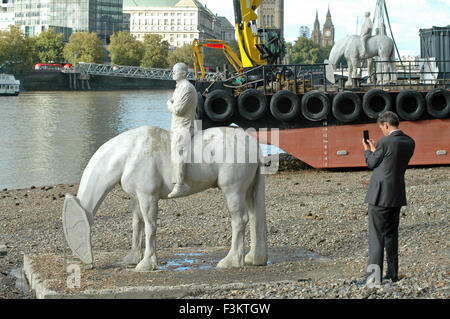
123;197;144;266
135;193;159;271
367;59;374;84
346;61;354;87
244;168;268;266
217;191;248;268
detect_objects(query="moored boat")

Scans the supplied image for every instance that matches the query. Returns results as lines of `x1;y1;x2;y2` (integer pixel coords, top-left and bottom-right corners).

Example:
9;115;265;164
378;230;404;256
0;74;20;96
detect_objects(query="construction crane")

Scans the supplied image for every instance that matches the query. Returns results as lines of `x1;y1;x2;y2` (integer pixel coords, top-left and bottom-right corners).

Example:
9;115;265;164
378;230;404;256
193;0;285;81
233;0;284;68
192;39;243;80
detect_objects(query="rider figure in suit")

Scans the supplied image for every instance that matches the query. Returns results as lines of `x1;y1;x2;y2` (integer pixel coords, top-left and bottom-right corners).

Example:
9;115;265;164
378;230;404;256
167;63;198;198
362;111;415;286
360;12;373;58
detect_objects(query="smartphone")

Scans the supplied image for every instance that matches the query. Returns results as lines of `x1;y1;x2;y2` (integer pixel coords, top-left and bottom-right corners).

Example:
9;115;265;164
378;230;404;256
363;130;370;143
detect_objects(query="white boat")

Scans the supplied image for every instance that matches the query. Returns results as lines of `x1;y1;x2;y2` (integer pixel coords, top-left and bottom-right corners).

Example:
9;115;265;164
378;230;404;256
0;74;20;96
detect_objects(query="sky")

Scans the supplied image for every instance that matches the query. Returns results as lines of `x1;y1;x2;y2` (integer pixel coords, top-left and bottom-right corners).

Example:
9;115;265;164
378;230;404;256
201;0;450;57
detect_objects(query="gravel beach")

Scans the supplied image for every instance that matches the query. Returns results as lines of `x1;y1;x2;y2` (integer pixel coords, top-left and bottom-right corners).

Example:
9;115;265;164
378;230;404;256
0;158;448;299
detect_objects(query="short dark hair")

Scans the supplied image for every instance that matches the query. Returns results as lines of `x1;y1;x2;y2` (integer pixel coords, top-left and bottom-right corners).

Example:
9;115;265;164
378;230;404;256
377;111;399;127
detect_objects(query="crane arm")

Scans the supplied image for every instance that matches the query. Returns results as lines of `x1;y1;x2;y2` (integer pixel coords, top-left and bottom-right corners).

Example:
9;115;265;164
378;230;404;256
192;39;244;80
233;0;266;68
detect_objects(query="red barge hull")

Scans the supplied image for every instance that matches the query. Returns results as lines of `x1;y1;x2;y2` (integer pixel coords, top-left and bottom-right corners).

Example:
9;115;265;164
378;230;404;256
257;119;450;169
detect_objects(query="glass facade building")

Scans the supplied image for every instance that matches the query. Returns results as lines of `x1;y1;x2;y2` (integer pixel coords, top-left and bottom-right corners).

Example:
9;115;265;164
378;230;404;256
14;0;123;43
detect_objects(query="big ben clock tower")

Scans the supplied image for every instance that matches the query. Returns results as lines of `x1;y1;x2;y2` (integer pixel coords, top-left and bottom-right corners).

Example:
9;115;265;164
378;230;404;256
322;6;335;47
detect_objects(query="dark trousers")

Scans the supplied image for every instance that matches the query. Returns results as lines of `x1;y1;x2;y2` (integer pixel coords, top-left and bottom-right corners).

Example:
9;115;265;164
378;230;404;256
367;204;401;281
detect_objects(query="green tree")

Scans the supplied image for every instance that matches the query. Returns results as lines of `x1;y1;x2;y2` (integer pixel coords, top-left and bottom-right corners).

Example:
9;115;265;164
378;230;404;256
34;28;65;63
141;34;170;68
168;44;194;68
108;31;144;66
63;32;106;64
0;26;38;74
291;37;332;64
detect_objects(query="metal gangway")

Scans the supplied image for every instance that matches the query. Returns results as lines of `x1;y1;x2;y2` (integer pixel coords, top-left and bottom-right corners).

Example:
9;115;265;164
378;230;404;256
63;62;223;82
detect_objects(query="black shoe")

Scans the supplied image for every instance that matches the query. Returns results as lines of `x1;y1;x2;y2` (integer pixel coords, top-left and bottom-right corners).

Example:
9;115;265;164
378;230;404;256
383;276;398;282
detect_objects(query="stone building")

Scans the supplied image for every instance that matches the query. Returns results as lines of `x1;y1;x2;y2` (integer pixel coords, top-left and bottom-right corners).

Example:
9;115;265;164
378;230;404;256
256;0;284;37
312;6;335;47
123;0;235;48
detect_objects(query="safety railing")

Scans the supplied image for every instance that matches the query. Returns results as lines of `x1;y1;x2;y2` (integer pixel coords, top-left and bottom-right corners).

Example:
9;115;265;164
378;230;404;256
222;63;329;95
62;62;221;82
370;59;450;90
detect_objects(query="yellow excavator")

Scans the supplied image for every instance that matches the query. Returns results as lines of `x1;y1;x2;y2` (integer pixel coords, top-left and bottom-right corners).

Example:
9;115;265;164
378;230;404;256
193;0;285;80
192;39;243;80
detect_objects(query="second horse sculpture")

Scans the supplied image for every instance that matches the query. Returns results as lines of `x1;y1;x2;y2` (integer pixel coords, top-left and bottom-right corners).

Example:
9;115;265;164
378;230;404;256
328;34;397;87
63;126;268;272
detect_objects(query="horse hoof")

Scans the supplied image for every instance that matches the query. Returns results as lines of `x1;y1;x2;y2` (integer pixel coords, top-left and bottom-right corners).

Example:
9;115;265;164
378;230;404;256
135;257;158;272
122;251;142;266
217;255;243;269
245;252;268;266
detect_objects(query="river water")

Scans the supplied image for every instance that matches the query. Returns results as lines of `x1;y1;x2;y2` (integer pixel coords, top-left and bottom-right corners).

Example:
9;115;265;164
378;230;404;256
0;90;280;190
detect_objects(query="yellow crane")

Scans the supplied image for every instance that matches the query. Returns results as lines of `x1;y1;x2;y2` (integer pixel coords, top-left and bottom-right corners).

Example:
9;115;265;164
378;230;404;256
192;39;244;80
193;0;284;80
233;0;267;68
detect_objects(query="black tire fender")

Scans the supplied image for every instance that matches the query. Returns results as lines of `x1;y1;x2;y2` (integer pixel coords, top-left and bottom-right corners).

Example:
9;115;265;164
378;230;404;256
195;91;205;120
363;89;393;119
301;90;330;121
204;89;235;122
425;88;450;119
270;90;300;122
237;89;268;121
332;91;362;123
395;89;425;121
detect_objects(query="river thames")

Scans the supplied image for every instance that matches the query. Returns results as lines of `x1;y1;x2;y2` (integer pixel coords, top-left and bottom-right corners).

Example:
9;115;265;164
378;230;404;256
0;90;280;190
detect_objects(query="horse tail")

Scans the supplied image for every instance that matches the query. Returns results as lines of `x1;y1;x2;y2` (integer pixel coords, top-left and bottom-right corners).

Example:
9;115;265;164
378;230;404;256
246;159;268;265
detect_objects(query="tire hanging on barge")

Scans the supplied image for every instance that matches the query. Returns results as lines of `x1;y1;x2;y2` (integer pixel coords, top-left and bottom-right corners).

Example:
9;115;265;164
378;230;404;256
425;88;450;119
301;90;330;122
204;89;235;122
269;90;300;122
332;91;362;123
395;89;425;121
237;89;268;121
195;91;205;120
362;88;393;119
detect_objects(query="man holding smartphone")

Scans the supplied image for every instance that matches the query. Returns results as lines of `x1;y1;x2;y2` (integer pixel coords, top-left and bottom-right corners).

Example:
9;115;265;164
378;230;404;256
362;111;415;286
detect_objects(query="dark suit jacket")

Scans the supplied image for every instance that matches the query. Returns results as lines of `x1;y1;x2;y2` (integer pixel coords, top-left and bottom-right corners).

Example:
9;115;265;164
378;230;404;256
364;130;415;208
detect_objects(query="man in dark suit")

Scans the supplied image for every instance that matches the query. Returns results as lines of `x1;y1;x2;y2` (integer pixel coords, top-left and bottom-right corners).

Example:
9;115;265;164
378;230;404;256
362;111;415;286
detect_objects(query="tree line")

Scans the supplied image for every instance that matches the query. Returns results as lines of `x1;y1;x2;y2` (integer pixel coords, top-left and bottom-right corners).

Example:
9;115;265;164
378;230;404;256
0;26;242;75
0;25;337;75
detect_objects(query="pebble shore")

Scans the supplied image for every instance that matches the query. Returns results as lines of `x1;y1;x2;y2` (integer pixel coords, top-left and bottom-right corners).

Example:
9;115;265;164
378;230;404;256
0;156;448;299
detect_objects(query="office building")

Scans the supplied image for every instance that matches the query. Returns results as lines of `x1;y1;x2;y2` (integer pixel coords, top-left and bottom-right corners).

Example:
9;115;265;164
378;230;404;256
0;0;15;31
123;0;235;48
13;0;124;43
299;26;310;38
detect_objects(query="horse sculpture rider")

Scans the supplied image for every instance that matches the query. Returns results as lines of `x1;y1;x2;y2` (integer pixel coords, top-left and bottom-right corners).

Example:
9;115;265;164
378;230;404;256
167;62;198;198
360;11;373;59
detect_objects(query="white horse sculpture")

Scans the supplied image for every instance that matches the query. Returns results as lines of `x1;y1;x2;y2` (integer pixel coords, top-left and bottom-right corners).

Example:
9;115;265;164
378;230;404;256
328;35;396;87
62;126;268;272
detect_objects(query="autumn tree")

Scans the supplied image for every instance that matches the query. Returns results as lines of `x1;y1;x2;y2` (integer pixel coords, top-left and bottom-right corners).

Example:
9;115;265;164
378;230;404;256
0;26;38;74
291;37;332;65
140;34;170;69
34;28;65;63
63;32;106;64
108;31;144;66
168;44;194;68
